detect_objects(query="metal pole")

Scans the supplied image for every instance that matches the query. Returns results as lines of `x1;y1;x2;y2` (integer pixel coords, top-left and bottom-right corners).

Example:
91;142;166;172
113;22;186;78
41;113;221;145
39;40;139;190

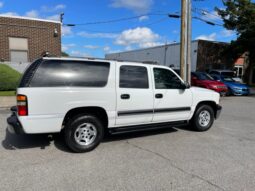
60;13;64;23
180;0;188;81
187;0;192;83
164;43;168;66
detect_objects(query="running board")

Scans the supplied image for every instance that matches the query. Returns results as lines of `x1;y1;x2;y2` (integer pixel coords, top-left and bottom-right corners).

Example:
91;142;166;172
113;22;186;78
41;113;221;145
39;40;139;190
109;120;188;134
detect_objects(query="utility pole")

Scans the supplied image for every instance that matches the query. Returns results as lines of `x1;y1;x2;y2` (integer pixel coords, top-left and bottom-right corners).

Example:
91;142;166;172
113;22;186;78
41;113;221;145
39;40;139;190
180;0;192;83
187;0;192;83
163;40;168;66
180;0;188;82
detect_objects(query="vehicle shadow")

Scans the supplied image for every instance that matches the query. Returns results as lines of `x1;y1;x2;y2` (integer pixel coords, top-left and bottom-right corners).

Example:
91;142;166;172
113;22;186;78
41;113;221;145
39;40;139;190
2;125;193;153
103;126;179;143
2;129;57;150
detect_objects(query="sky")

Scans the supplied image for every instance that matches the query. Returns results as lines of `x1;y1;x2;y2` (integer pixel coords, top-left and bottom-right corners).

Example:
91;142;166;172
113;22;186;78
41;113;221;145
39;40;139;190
0;0;237;58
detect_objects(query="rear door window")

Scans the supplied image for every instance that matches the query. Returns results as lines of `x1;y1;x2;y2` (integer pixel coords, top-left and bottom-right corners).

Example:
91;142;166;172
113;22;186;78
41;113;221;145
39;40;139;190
29;60;110;87
119;65;149;89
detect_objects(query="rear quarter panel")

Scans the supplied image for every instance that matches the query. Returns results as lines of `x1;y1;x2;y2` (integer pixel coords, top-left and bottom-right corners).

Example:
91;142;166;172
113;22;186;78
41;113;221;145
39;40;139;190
17;62;116;134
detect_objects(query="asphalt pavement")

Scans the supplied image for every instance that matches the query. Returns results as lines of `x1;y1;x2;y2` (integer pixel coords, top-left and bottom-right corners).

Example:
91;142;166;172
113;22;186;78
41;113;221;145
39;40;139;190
0;95;255;191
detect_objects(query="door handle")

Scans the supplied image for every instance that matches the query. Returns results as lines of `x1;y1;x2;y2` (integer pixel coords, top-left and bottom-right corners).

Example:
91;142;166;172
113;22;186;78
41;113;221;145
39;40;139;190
155;93;163;99
121;94;130;99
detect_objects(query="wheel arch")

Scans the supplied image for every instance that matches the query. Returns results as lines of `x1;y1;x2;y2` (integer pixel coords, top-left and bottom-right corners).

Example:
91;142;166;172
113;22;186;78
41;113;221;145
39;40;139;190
195;101;218;119
62;106;109;129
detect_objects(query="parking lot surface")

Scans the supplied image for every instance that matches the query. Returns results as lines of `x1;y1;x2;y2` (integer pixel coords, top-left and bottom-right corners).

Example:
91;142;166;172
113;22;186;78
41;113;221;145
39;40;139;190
0;95;255;191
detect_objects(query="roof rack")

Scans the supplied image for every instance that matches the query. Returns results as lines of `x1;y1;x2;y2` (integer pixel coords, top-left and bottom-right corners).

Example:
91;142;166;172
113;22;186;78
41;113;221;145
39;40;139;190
42;55;160;65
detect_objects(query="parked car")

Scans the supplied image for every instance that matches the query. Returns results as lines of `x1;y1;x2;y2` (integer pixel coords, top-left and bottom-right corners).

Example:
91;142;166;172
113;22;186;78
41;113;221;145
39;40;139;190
209;70;243;83
191;72;228;96
210;74;250;96
7;57;222;152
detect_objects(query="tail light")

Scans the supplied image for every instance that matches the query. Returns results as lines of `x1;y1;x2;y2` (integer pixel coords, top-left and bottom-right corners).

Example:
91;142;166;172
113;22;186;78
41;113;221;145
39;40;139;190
17;94;28;116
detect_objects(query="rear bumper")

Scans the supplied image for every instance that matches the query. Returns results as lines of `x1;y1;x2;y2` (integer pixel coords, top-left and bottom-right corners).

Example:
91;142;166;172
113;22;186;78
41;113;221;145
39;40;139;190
215;105;222;119
7;107;24;134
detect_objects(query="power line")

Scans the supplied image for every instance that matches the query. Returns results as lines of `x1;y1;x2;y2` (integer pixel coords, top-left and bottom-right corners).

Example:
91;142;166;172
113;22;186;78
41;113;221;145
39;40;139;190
168;14;223;26
64;13;167;26
65;16;169;33
142;17;170;27
192;7;224;26
193;7;221;18
193;16;223;26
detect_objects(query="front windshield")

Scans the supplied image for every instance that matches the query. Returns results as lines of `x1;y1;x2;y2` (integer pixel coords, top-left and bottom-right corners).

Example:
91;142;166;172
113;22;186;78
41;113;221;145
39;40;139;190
223;76;235;82
197;73;214;80
222;72;234;77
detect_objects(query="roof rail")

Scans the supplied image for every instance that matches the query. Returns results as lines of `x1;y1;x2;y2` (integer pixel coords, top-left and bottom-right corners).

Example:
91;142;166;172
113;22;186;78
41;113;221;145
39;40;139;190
142;61;159;65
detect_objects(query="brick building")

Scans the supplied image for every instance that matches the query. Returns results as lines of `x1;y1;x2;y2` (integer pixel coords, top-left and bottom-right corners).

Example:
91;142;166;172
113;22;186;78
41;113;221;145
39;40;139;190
0;15;61;63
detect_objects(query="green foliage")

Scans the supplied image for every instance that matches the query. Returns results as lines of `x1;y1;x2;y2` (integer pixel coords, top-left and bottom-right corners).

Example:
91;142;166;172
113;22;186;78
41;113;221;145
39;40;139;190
0;64;21;91
61;51;69;57
216;0;255;83
0;91;16;96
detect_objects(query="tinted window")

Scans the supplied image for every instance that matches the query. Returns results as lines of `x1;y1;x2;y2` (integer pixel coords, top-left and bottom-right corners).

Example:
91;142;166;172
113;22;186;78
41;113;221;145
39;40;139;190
154;68;182;89
19;59;42;87
222;71;234;77
30;60;110;87
119;65;149;89
196;73;214;80
210;71;219;75
211;75;220;81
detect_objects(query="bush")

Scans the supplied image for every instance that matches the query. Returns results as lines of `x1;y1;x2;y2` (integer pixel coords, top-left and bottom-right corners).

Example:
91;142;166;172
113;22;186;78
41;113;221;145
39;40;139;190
0;64;22;91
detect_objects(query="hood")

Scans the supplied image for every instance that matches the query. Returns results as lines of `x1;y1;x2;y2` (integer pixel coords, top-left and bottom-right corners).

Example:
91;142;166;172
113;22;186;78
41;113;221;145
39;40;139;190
190;87;220;105
202;80;225;86
224;81;248;88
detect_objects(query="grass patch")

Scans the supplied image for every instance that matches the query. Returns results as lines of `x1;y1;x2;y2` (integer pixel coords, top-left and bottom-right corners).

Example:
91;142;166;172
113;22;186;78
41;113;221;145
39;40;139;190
0;64;21;91
0;91;16;96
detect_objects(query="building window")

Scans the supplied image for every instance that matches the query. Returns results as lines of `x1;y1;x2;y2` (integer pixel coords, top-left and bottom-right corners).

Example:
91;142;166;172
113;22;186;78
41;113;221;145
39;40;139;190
9;37;28;63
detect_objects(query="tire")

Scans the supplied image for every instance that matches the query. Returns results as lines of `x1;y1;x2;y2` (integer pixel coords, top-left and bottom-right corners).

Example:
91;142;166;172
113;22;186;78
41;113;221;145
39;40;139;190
191;105;214;132
227;88;234;96
64;115;104;153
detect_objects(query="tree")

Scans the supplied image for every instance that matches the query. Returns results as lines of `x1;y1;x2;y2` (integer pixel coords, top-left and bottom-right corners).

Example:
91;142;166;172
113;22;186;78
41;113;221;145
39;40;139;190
216;0;255;84
61;51;69;57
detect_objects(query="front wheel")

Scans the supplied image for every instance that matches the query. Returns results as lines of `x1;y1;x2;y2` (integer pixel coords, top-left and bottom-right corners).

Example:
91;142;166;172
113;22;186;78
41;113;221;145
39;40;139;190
64;115;104;153
191;105;214;131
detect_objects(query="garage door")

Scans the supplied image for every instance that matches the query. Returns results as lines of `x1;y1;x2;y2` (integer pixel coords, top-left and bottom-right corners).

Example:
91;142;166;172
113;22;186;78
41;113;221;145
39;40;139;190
10;51;28;63
9;37;28;63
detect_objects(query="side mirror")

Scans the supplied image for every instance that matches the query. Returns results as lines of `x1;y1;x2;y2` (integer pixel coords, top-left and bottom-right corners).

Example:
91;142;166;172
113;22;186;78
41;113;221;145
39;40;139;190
192;76;198;80
180;81;190;89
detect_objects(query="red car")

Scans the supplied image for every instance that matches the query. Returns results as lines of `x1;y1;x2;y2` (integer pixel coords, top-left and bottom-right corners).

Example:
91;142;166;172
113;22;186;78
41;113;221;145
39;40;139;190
191;72;228;96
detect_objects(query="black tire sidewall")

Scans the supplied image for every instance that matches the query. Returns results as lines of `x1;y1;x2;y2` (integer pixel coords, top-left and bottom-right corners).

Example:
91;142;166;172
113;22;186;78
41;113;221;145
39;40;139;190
65;115;104;153
192;105;214;131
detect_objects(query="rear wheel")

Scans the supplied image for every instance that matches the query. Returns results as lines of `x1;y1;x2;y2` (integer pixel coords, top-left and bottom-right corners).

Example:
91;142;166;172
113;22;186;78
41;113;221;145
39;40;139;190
65;115;104;153
191;105;214;131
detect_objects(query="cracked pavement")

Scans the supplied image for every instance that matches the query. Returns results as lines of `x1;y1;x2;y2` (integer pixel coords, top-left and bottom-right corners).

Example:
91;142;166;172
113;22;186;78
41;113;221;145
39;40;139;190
0;95;255;191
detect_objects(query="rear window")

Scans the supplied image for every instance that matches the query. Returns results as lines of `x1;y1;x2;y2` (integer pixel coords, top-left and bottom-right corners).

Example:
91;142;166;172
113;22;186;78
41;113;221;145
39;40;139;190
29;60;110;87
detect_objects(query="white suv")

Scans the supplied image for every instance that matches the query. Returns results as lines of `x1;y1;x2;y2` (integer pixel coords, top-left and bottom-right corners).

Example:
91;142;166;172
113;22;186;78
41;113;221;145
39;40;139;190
7;57;222;152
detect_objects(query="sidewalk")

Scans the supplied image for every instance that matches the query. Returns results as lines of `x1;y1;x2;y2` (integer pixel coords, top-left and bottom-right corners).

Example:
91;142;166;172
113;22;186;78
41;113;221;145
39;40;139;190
0;96;15;109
